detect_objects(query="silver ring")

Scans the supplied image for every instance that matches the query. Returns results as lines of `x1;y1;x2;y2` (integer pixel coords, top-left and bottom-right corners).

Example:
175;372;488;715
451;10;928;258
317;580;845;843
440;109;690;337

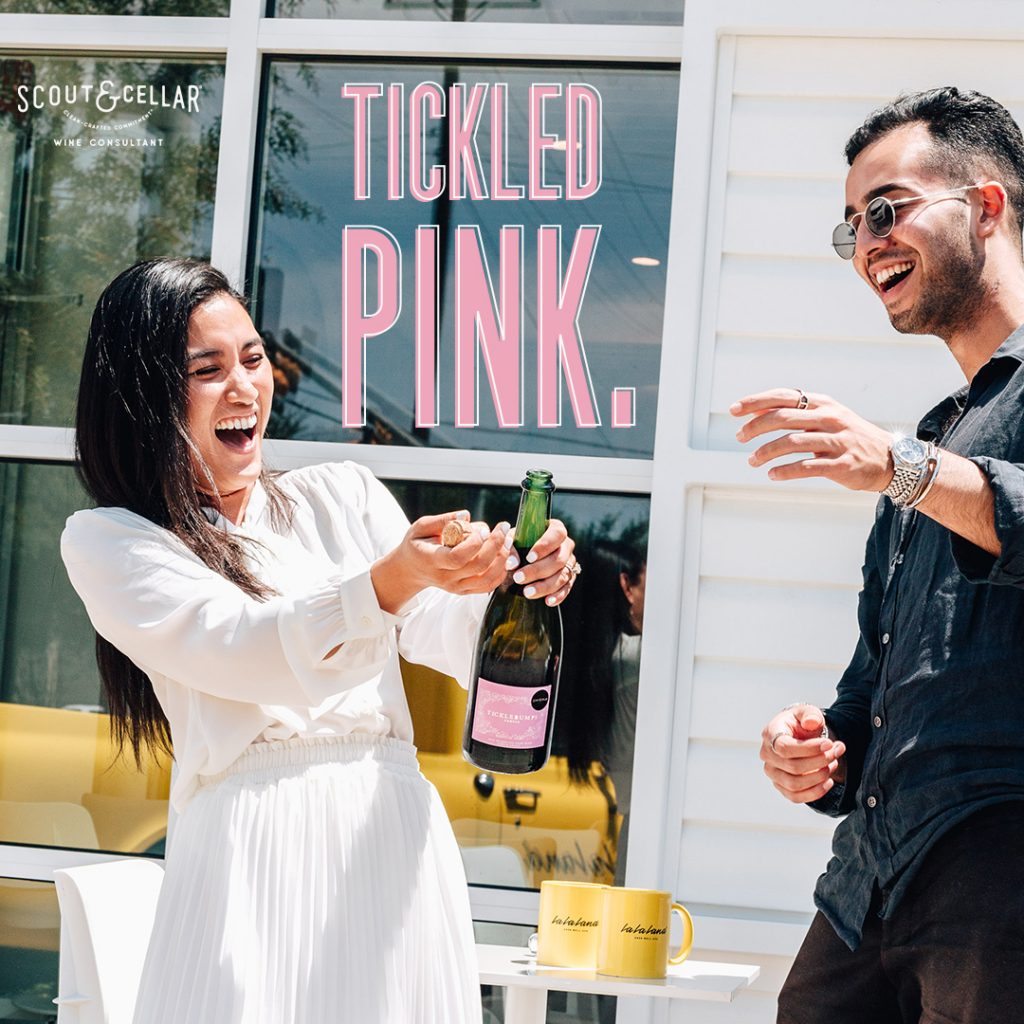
769;731;787;754
793;388;809;410
571;559;582;578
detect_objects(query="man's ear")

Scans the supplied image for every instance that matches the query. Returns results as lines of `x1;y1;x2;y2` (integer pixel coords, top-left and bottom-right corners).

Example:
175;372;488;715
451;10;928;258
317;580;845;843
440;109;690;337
976;180;1009;237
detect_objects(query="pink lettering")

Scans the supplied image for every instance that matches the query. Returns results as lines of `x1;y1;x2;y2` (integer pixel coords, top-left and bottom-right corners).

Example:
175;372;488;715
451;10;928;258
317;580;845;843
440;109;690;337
537;225;601;427
341;227;401;428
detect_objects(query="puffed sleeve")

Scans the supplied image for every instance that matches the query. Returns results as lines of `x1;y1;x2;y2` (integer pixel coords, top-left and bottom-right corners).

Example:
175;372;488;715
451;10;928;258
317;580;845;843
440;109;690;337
396;586;489;688
61;507;401;707
950;456;1024;586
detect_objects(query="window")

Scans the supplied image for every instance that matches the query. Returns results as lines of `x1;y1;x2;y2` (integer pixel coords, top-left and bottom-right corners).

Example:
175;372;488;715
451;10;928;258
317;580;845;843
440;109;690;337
0;1;228;13
251;60;677;458
0;52;223;855
269;0;682;25
391;478;649;889
0;54;223;429
0;876;58;1018
0;462;172;855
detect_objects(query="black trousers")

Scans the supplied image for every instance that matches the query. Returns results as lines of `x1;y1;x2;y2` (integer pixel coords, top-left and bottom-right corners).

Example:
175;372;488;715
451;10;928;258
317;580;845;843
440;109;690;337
778;802;1024;1024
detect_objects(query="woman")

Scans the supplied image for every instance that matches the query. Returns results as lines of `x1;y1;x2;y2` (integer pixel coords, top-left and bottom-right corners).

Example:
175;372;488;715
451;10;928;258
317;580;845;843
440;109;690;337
61;258;578;1024
558;534;645;884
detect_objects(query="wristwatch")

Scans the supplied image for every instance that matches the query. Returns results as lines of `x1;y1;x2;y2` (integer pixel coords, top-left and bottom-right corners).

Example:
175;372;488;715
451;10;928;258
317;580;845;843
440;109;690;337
883;435;930;508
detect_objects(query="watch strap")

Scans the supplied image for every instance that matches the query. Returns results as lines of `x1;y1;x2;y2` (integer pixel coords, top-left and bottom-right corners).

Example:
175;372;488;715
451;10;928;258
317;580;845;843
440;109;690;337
884;440;936;509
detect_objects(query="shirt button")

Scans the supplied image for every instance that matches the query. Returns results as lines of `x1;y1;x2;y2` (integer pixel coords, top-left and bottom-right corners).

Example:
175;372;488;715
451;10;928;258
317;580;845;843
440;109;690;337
867;796;878;808
881;633;890;645
873;716;883;728
360;615;373;627
896;554;904;564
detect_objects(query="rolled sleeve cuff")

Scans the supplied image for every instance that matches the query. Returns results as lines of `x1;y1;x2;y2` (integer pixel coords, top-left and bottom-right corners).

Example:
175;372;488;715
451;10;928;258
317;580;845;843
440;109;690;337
335;569;406;638
951;456;1024;586
280;569;403;669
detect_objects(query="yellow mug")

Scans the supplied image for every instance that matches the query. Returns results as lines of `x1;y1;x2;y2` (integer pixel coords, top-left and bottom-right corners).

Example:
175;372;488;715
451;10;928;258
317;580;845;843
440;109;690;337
597;887;694;979
536;880;607;968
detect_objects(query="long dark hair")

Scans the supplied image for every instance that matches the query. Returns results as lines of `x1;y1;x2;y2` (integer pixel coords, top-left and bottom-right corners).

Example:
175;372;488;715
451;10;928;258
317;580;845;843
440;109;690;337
75;258;290;764
557;533;647;785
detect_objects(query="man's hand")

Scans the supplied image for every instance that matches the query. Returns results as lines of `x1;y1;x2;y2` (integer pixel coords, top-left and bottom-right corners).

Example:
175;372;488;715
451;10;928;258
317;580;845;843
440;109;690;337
760;703;847;804
732;388;893;492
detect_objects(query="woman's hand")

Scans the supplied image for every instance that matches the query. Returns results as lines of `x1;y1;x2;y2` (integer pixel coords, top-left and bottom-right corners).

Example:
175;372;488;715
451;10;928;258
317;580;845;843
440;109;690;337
511;518;578;607
371;511;512;613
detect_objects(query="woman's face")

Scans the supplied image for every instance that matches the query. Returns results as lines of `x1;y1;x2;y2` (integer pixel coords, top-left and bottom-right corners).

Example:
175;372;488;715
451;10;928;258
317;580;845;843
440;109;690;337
186;294;274;523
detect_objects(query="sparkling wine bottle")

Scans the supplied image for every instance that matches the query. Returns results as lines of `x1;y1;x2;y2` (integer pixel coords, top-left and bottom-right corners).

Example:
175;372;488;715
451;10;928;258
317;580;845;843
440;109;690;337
462;470;563;774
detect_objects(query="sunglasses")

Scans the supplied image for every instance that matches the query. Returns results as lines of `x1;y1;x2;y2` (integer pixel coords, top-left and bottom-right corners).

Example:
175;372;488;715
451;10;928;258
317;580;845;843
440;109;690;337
831;185;980;259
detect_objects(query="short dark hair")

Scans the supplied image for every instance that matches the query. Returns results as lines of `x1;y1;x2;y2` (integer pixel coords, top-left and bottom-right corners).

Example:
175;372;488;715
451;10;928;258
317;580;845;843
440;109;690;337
845;87;1024;232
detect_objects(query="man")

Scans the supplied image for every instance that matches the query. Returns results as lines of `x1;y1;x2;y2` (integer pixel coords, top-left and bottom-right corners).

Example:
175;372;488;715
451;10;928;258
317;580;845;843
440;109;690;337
733;86;1024;1023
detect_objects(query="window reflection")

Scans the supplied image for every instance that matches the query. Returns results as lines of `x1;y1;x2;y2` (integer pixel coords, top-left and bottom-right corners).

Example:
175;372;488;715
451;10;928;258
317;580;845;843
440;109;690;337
0;54;223;429
0;877;58;1021
390;479;648;890
252;61;677;458
271;0;682;26
0;462;170;856
0;1;228;13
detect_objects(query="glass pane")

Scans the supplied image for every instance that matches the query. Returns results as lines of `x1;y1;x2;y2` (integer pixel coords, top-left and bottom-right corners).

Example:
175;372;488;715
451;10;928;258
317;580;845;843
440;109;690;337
0;54;224;428
0;1;228;13
271;0;682;26
0;462;171;855
392;479;648;890
0;877;58;1021
252;61;677;459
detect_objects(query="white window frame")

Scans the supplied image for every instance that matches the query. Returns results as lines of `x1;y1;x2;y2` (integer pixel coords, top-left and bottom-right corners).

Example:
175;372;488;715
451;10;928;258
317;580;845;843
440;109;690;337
0;3;681;927
8;2;1022;1022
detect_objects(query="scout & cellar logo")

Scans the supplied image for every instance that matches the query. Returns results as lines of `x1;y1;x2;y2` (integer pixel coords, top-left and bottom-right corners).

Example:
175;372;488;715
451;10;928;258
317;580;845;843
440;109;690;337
15;77;202;146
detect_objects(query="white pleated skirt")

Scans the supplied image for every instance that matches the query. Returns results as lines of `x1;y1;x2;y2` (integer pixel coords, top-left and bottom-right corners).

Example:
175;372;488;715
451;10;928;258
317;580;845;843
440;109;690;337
132;734;483;1024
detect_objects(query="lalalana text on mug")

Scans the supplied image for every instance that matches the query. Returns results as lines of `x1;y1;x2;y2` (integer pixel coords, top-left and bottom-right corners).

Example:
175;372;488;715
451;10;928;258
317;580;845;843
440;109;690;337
536;881;607;968
597;887;694;979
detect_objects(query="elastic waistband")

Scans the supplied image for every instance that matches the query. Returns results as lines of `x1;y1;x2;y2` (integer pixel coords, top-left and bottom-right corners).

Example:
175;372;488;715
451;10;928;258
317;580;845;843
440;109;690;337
198;734;420;789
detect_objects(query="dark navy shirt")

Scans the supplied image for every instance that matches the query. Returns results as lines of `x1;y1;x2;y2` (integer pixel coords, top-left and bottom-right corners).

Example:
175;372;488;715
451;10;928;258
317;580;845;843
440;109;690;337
813;324;1024;950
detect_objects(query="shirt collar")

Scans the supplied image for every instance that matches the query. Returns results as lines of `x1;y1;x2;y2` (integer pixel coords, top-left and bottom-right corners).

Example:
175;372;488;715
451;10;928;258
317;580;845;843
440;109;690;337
918;322;1024;440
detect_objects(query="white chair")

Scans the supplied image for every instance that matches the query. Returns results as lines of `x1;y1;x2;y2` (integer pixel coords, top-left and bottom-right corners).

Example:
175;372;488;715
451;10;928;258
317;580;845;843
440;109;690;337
52;859;164;1024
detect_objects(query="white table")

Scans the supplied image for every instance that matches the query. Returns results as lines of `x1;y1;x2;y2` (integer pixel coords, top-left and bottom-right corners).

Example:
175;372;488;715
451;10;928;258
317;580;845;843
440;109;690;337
476;944;760;1024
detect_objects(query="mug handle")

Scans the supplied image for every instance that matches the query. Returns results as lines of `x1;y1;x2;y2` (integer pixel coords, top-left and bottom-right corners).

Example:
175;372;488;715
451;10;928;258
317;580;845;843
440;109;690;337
667;903;694;965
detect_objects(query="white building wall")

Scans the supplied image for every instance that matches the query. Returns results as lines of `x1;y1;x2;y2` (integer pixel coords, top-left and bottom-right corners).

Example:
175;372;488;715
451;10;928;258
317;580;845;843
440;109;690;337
654;10;1024;1022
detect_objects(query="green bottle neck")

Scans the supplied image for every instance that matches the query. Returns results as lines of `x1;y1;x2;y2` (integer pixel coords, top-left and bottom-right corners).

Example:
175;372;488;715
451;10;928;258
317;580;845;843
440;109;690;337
513;473;554;552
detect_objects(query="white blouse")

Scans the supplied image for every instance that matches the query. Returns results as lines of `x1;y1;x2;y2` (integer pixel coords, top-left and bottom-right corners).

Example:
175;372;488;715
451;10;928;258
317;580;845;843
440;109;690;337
61;462;487;811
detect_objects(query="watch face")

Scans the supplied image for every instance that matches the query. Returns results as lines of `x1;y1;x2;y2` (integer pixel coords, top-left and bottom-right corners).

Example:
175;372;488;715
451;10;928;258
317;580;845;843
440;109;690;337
893;436;927;467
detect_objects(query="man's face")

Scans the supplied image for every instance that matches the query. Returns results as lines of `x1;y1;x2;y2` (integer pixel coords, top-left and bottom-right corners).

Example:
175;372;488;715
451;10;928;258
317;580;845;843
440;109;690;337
843;121;985;338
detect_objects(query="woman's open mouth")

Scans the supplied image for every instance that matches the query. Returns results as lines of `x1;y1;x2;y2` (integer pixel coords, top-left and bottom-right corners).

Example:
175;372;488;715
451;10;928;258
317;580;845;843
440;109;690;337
215;413;258;452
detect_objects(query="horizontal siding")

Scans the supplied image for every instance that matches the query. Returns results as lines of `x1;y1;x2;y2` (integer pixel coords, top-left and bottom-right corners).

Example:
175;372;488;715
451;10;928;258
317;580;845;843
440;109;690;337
677;824;832;912
671;28;1024;1019
727;95;868;179
732;35;1024;104
715;253;933;344
689;658;841;743
694;578;859;665
709;335;959;430
700;489;874;584
683;740;836;833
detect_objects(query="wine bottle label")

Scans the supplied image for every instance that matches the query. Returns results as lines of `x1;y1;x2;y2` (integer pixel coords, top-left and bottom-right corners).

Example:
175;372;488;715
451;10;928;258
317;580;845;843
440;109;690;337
470;677;552;749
